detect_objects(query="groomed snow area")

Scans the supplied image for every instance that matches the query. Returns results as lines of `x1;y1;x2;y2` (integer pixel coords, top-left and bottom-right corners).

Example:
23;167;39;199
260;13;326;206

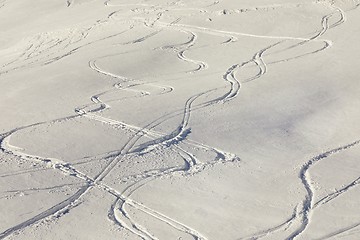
1;0;360;239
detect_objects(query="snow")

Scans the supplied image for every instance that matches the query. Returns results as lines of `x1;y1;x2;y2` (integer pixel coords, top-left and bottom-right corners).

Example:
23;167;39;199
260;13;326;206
1;0;360;239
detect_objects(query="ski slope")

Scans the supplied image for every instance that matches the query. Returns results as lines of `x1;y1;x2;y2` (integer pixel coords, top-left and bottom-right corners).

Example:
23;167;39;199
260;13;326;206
1;0;360;239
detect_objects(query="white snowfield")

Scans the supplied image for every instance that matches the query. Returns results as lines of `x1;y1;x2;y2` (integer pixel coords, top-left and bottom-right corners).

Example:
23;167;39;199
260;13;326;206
1;0;360;239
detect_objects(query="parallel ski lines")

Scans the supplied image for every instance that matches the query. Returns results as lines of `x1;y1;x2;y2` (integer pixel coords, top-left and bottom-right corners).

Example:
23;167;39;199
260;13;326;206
240;140;360;240
2;1;358;239
315;222;360;240
314;175;360;207
0;185;91;239
287;140;360;240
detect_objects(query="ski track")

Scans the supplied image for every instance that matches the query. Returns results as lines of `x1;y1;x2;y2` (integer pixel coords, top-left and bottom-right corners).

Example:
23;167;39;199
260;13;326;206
66;0;73;7
4;183;82;195
0;18;228;238
230;4;360;239
82;36;235;237
240;140;360;240
154;2;343;104
239;206;298;240
124;30;162;45
97;2;358;239
315;222;360;240
0;0;5;9
0;10;242;237
0;22;133;77
1;1;360;239
314;175;360;208
286;141;360;240
175;31;208;73
1;28;91;70
0;184;91;239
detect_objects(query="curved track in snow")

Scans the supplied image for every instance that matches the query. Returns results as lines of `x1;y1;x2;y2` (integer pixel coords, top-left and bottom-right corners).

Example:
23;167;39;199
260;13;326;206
1;1;360;239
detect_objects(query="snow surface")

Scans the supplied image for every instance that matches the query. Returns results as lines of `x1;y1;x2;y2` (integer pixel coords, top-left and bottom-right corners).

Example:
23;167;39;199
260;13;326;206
1;0;360;239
